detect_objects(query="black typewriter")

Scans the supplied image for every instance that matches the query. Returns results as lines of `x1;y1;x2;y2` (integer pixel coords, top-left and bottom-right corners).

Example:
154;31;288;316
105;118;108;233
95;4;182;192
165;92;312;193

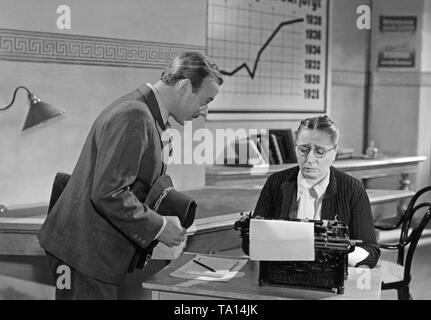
234;212;360;294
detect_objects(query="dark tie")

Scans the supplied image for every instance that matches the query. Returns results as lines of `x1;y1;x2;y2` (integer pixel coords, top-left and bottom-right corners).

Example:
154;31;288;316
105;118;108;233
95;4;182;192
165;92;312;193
310;187;319;216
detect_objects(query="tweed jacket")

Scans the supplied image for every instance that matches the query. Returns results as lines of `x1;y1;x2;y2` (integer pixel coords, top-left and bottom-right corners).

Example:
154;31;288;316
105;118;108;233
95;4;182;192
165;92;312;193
38;85;169;284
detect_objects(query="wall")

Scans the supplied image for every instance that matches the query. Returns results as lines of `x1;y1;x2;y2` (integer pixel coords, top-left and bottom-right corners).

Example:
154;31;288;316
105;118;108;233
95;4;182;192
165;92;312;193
0;0;207;300
369;0;431;191
0;0;207;207
418;0;431;192
330;0;371;154
206;0;371;164
204;0;431;191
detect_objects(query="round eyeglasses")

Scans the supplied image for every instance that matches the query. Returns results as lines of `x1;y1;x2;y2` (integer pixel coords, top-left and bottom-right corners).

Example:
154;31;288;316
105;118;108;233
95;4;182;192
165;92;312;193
296;144;337;159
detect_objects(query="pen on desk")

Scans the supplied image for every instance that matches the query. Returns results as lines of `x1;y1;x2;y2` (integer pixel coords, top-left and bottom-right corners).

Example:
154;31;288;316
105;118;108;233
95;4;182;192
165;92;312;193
193;259;216;272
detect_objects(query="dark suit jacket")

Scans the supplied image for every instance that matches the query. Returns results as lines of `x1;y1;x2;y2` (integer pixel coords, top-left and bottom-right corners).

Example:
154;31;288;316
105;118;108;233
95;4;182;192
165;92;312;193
38;84;169;284
254;166;380;268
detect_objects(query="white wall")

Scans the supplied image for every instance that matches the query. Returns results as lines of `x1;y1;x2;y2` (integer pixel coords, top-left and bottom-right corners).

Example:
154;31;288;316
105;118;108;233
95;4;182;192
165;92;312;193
0;0;206;206
207;0;371;165
369;0;431;190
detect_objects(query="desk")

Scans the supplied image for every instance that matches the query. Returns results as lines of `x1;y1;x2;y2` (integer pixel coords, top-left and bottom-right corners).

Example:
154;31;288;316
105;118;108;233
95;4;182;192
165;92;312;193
206;156;426;188
0;188;414;256
143;253;382;300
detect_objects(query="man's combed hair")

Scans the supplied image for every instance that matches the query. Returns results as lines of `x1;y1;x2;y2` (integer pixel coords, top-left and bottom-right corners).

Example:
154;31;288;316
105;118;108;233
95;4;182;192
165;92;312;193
296;115;340;145
161;51;223;92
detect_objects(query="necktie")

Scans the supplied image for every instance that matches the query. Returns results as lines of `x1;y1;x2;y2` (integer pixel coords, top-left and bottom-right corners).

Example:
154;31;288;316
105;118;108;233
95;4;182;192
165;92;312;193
309;187;319;219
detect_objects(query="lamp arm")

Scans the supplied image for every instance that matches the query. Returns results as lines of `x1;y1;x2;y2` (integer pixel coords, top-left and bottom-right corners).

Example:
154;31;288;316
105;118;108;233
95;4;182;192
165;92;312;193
0;86;32;111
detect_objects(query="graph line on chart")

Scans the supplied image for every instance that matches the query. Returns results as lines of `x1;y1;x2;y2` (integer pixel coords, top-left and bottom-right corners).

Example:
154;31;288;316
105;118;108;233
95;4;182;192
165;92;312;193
220;18;304;79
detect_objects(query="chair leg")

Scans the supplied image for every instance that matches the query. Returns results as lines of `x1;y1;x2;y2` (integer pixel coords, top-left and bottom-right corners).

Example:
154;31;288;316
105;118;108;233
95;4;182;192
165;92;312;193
407;288;412;300
397;286;411;300
405;286;412;300
396;288;403;300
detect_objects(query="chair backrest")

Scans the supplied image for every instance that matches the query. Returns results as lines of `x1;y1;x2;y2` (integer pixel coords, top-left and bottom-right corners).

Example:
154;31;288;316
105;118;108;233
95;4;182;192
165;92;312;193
400;186;431;243
402;206;431;283
396;186;431;263
48;172;71;213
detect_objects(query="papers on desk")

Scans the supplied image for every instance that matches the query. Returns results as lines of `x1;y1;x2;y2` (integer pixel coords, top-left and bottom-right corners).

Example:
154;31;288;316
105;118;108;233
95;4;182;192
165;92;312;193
249;219;315;261
169;254;247;282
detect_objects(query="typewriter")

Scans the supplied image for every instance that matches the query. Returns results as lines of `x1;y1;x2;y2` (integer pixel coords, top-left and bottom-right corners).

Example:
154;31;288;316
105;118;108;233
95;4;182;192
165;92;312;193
234;212;360;294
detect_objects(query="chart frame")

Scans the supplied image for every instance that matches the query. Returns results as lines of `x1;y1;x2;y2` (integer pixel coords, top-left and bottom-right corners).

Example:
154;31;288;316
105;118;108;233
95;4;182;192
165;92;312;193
205;0;330;117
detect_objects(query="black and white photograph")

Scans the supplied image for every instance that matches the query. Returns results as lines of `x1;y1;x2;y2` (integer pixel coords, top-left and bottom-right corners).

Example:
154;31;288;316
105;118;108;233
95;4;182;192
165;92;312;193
0;0;430;305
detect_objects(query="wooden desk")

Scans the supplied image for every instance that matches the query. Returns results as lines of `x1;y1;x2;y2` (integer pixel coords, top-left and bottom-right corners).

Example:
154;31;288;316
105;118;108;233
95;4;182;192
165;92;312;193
143;253;382;300
0;188;414;256
206;156;426;188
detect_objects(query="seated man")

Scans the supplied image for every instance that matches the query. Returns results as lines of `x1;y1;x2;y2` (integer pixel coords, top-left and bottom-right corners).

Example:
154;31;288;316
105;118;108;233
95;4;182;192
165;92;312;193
254;115;380;268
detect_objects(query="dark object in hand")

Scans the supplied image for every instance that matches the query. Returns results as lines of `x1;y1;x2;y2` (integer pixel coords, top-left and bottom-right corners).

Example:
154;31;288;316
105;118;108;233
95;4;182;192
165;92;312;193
234;213;359;294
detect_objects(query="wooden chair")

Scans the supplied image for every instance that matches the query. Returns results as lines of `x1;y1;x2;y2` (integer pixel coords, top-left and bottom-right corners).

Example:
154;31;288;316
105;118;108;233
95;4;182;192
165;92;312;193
48;172;71;213
375;185;431;300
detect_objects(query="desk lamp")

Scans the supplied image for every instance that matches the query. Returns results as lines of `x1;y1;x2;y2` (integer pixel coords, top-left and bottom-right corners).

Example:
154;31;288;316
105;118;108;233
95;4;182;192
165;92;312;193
0;86;64;131
0;86;65;213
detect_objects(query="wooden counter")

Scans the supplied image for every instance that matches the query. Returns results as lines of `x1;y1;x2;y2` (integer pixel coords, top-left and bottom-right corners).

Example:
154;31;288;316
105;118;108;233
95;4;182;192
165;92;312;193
206;156;427;188
0;188;414;256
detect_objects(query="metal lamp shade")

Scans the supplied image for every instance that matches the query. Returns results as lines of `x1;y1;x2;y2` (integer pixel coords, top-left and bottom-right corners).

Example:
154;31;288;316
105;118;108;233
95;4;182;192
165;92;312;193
22;99;64;131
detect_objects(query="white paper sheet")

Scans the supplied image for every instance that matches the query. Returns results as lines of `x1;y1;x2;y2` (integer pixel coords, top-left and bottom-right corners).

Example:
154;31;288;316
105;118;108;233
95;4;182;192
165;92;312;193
249;219;315;261
169;255;248;282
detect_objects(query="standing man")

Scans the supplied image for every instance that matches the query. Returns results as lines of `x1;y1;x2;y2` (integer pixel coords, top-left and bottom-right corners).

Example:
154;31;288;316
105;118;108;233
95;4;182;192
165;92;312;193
38;52;223;299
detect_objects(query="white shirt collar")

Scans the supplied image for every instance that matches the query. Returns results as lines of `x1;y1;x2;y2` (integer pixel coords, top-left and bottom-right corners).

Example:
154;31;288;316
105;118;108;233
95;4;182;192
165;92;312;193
297;170;330;201
146;83;170;125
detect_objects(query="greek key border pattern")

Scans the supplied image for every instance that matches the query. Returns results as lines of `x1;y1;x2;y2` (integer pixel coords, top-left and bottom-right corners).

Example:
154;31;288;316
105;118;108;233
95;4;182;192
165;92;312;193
332;70;368;87
372;71;431;87
332;69;431;87
0;29;205;68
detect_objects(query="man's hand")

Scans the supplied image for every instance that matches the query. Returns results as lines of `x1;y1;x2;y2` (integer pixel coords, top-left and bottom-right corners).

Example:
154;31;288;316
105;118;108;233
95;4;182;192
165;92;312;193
157;216;187;247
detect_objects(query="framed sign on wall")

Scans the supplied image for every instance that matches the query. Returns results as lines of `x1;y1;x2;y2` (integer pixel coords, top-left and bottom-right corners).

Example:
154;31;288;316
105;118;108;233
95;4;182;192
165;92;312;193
207;0;329;115
377;16;417;68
